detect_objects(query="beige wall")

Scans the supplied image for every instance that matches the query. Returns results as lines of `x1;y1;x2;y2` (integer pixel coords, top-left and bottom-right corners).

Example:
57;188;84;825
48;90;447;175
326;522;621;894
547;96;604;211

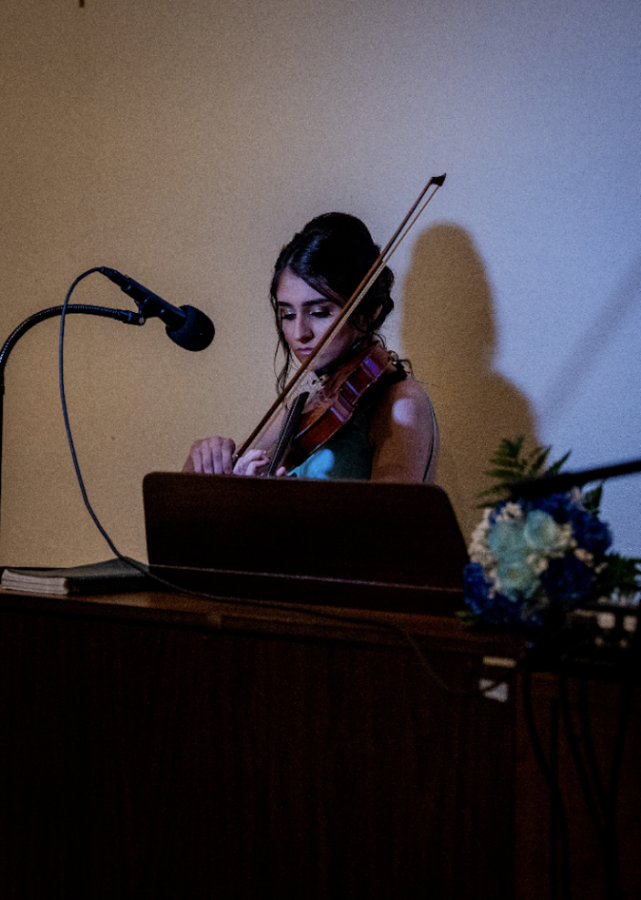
1;0;639;565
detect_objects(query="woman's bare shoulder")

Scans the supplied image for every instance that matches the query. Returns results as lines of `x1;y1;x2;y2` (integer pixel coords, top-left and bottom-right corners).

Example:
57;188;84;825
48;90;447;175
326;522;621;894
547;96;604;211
368;373;438;483
373;373;434;420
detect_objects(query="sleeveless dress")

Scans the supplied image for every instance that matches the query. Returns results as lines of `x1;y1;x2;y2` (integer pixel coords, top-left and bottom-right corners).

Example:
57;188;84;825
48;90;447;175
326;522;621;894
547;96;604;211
288;408;373;480
287;367;439;482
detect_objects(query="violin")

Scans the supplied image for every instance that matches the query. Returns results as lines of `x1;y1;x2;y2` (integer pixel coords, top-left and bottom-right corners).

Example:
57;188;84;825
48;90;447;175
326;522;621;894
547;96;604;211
273;341;398;473
236;174;446;474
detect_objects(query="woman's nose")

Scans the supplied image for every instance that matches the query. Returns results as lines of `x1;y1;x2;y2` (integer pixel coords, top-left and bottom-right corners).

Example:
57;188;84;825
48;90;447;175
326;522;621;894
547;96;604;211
294;313;313;340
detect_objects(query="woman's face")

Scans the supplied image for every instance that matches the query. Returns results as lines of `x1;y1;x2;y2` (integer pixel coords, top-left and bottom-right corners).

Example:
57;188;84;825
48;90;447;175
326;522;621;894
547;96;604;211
276;268;360;369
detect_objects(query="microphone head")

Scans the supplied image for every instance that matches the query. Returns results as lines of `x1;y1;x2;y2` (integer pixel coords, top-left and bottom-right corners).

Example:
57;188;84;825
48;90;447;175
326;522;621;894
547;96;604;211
166;305;215;352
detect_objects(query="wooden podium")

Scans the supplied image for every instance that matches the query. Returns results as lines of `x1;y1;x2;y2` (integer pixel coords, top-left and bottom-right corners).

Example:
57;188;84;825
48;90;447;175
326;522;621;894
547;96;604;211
0;586;517;899
0;476;639;898
0;585;639;899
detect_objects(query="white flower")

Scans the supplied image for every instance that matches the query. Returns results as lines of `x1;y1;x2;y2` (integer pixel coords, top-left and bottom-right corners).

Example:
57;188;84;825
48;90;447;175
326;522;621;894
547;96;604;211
468;509;493;564
569;487;583;505
494;501;524;522
527;554;549;575
575;547;594;567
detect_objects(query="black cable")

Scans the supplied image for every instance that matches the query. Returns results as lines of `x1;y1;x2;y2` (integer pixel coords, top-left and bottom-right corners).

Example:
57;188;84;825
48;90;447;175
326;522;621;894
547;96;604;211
399;627;527;698
608;680;632;832
578;678;609;822
549;700;560;898
521;662;573;900
53;269;639;899
51;267;641;900
604;680;633;899
55;273;637;748
59;268;123;558
55;270;532;706
558;673;608;851
54;275;448;642
576;675;623;899
561;638;635;900
558;655;632;900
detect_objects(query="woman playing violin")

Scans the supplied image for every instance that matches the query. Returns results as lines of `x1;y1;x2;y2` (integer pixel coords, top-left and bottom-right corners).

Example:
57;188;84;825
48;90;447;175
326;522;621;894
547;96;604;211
183;212;438;483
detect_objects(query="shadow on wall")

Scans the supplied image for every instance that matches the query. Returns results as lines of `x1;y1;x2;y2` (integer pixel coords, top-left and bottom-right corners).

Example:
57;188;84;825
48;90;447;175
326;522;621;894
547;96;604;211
401;223;538;542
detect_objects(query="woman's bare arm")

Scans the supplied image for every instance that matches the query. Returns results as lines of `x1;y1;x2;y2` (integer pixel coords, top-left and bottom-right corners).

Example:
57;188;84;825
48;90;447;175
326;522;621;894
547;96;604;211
368;378;438;483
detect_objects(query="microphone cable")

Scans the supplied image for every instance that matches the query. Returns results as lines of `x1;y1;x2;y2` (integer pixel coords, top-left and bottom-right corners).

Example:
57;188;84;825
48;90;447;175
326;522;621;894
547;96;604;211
59;268;122;558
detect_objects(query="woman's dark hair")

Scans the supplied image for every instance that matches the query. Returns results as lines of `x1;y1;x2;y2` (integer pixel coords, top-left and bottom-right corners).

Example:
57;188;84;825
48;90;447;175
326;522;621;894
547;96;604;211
269;212;395;391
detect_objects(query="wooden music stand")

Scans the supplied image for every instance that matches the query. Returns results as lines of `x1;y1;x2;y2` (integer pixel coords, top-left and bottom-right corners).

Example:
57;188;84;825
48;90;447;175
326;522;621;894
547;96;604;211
143;473;468;615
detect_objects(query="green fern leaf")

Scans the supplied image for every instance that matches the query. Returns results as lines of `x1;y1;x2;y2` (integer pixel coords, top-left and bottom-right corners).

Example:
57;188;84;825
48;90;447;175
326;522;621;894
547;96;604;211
583;485;603;515
478;436;573;504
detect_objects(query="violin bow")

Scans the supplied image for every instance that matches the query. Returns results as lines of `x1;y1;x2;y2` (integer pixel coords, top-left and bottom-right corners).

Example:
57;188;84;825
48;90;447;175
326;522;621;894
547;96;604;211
266;390;309;475
235;173;446;460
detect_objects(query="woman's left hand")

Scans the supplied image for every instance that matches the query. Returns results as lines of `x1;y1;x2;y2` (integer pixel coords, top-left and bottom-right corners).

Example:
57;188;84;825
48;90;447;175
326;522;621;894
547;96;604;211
233;449;287;477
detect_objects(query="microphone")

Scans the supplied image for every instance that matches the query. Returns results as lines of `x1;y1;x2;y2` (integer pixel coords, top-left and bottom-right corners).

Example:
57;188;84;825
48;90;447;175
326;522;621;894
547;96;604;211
99;267;215;351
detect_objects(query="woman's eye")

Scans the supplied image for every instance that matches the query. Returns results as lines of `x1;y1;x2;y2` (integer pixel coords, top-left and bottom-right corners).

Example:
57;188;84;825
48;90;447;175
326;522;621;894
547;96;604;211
279;310;295;321
311;307;331;318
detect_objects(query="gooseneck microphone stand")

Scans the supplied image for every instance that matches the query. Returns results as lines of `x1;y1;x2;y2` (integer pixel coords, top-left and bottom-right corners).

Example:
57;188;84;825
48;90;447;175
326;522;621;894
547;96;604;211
0;265;215;546
0;300;146;540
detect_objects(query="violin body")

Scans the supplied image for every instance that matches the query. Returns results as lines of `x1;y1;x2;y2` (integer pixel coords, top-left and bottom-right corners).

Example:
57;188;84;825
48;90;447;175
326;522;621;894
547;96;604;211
280;341;398;472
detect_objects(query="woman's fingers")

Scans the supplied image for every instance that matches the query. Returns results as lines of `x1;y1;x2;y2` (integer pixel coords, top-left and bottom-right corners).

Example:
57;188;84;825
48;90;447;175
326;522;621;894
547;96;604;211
184;440;285;478
233;448;270;476
184;436;236;474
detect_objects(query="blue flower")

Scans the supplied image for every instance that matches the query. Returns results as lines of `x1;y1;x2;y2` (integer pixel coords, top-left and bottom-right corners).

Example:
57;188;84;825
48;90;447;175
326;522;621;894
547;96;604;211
463;563;494;612
524;509;566;553
464;483;613;630
528;492;574;523
496;553;540;601
488;518;526;555
540;556;594;603
567;508;612;558
528;492;612;558
488;500;511;526
463;563;543;629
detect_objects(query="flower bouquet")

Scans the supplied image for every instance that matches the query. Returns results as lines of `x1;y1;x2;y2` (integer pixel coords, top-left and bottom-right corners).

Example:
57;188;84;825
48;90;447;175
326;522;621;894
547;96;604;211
463;438;640;629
